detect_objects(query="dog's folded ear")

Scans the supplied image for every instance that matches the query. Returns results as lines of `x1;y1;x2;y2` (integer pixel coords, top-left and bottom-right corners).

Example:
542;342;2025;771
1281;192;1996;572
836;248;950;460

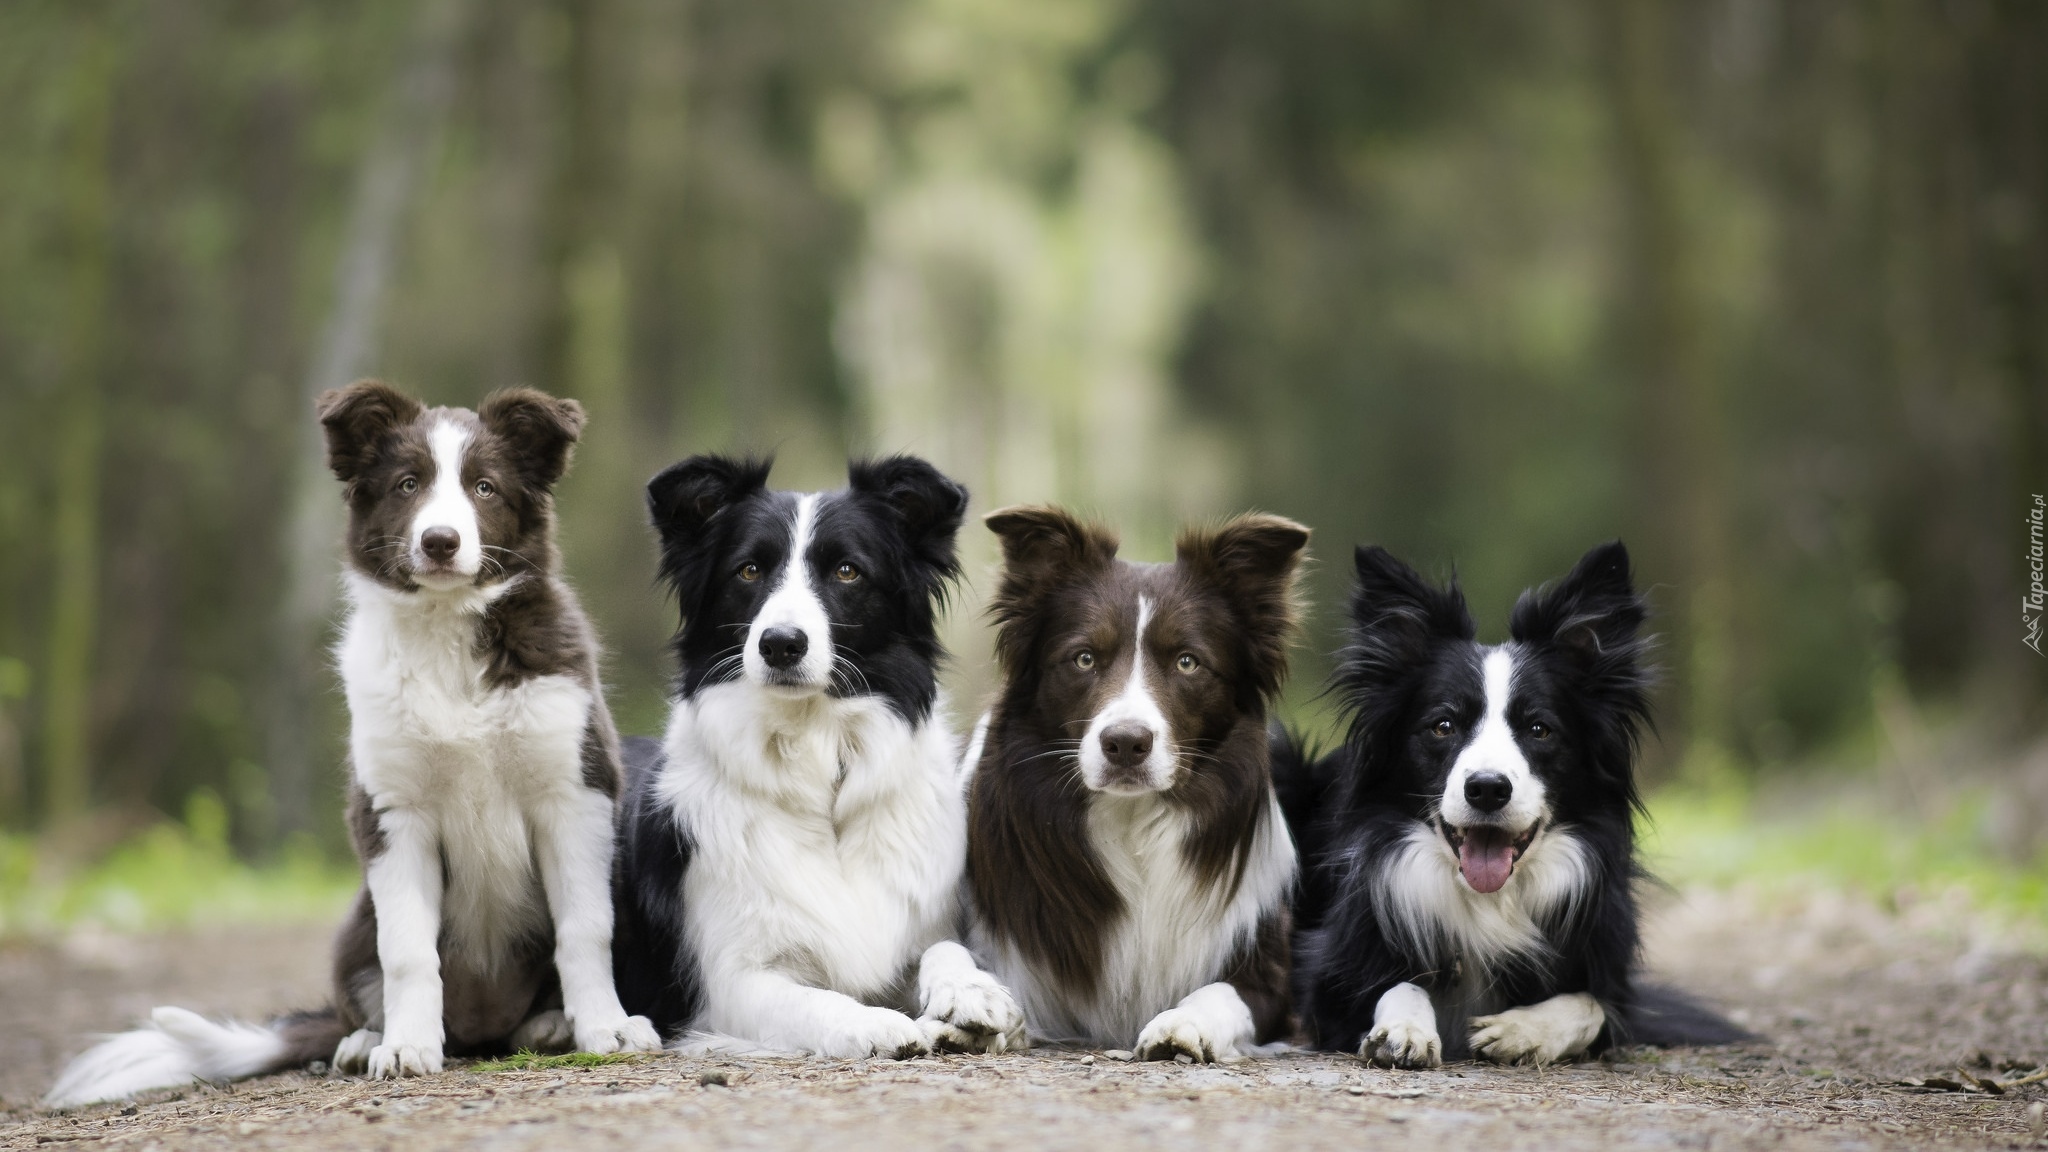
848;455;970;587
984;506;1119;670
645;454;773;593
1177;514;1311;701
1510;539;1649;666
316;379;423;486
985;506;1119;607
480;389;586;489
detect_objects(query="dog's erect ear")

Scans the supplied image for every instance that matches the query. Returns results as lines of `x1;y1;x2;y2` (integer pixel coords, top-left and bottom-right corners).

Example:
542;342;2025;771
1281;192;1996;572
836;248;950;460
1177;514;1310;701
1336;545;1474;701
316;380;423;485
646;454;772;556
479;388;585;489
1510;539;1647;661
1351;545;1475;646
848;455;970;588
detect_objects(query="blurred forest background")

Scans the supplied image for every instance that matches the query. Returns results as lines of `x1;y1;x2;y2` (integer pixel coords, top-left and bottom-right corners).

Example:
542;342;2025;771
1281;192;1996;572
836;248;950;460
0;0;2043;882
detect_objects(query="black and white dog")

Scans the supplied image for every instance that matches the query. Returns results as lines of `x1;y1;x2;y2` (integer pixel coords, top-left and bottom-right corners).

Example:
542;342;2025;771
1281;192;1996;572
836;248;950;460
964;507;1306;1061
1278;541;1747;1066
612;454;1026;1057
45;381;659;1109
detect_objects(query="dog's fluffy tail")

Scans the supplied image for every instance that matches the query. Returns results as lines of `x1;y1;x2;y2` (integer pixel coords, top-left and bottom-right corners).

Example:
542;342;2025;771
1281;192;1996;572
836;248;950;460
1616;983;1756;1048
43;1006;345;1110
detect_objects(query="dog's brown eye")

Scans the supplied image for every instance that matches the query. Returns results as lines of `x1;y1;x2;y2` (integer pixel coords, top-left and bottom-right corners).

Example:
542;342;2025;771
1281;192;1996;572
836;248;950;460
835;562;861;583
1430;720;1455;738
399;476;419;495
1526;722;1552;740
1176;653;1199;673
739;563;762;582
1074;651;1095;671
474;479;495;499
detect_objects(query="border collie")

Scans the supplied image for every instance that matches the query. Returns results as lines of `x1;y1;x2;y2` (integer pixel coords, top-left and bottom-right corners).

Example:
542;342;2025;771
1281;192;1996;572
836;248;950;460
1277;540;1748;1067
963;506;1307;1061
612;454;1026;1057
45;381;659;1109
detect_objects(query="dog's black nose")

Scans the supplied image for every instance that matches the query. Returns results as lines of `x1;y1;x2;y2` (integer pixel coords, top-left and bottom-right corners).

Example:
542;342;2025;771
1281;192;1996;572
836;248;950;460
757;626;809;671
1099;723;1154;770
1464;771;1512;813
420;527;460;563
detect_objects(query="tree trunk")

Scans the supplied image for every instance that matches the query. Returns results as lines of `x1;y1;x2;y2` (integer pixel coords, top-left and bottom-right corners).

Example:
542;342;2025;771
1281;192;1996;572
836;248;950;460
1592;0;1737;777
265;0;472;842
40;13;118;824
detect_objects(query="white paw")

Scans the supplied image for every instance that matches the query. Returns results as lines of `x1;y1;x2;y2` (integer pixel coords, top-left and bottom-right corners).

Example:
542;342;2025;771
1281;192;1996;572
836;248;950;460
818;1006;931;1060
367;1040;443;1079
332;1029;380;1074
574;1013;663;1056
1362;1018;1442;1068
510;1010;574;1053
918;973;1027;1054
1134;1006;1241;1064
1469;995;1604;1066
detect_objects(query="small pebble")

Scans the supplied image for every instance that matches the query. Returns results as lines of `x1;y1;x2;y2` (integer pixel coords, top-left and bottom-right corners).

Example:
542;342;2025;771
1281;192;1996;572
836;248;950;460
1078;1055;1095;1066
1104;1050;1134;1062
1174;1053;1195;1065
1347;1085;1366;1096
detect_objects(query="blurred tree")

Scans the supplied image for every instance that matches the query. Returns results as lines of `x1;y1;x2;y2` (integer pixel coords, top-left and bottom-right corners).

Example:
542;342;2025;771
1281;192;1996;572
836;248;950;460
42;10;118;822
268;0;472;840
1592;0;1736;777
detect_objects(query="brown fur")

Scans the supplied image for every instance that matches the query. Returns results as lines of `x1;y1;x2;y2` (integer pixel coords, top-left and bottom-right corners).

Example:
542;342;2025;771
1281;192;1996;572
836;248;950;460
314;379;613;1056
968;506;1307;1039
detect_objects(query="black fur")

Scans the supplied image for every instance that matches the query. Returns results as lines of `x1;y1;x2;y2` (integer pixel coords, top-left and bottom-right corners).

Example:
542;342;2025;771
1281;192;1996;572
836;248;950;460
1280;540;1750;1058
611;736;698;1037
613;454;968;1037
643;453;966;721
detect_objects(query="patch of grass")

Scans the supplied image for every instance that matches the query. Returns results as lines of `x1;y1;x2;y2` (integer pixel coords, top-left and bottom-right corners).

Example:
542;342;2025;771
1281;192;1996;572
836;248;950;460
471;1050;651;1072
1641;784;2048;937
0;791;357;937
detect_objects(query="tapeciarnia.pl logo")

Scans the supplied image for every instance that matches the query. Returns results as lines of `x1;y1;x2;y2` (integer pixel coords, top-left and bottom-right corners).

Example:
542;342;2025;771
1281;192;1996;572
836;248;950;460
2028;494;2045;656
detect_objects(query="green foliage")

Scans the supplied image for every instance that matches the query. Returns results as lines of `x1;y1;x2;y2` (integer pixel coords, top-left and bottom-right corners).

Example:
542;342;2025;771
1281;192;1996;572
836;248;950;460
471;1050;651;1073
0;789;355;937
1643;784;2048;941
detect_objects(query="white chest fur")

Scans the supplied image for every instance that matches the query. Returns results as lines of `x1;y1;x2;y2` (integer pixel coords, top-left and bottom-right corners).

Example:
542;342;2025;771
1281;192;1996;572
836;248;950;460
338;574;594;970
985;790;1294;1045
660;684;965;1016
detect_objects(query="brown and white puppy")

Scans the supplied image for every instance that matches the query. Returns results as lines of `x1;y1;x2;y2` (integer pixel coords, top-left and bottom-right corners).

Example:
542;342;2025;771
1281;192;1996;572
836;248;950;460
963;506;1308;1061
44;381;658;1109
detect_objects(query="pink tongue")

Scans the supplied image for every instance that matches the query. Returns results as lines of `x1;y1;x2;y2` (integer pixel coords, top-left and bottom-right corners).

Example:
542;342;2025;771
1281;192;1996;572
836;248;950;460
1459;830;1515;894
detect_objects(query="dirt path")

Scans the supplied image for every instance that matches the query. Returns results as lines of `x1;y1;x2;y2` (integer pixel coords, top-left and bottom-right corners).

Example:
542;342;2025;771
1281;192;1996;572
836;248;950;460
4;885;2047;1151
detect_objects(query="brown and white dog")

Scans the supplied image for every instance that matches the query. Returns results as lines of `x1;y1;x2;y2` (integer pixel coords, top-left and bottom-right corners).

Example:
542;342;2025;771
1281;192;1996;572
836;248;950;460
963;506;1308;1061
45;381;658;1108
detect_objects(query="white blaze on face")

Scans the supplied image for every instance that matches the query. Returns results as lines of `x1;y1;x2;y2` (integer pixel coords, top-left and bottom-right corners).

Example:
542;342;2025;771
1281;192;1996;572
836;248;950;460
742;493;836;690
1440;648;1546;834
409;418;482;587
1077;595;1178;794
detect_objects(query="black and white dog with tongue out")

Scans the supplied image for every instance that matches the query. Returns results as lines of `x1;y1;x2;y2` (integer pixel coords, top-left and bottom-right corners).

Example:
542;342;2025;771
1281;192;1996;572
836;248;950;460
611;454;1026;1059
1277;540;1749;1067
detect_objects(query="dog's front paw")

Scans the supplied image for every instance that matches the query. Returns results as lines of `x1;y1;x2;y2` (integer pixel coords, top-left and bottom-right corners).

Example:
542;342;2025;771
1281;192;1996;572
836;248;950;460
821;1006;931;1060
1469;994;1604;1066
919;972;1027;1054
1134;998;1252;1064
367;1039;443;1079
574;1013;664;1056
1362;1018;1442;1069
332;1028;381;1074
